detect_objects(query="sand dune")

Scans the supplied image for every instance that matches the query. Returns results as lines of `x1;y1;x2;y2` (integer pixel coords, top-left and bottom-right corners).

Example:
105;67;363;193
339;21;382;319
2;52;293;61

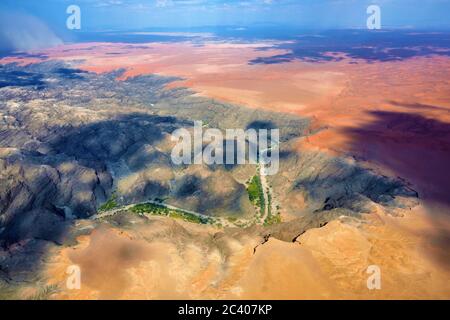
34;204;449;300
4;41;450;300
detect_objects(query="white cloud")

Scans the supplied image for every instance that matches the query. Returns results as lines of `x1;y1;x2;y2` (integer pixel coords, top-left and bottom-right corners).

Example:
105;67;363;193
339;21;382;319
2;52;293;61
156;0;174;7
94;0;124;8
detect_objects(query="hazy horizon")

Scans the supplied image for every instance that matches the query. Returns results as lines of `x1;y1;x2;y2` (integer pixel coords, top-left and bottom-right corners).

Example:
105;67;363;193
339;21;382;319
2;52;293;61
2;0;450;33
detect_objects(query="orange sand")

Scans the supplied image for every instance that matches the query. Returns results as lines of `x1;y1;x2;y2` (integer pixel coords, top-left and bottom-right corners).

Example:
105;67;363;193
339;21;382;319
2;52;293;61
38;204;450;300
4;41;450;299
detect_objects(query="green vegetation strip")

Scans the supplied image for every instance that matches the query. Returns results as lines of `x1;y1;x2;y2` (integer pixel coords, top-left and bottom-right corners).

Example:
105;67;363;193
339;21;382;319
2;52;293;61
130;202;212;225
264;212;281;226
264;187;281;226
98;193;118;212
247;175;265;214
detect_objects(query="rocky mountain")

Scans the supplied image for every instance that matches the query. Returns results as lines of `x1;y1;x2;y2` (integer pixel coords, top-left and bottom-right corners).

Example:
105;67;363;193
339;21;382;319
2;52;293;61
0;61;419;295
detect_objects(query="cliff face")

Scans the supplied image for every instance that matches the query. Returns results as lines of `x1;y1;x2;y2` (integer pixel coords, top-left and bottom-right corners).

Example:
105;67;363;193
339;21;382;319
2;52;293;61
0;61;417;241
3;204;448;300
0;63;262;228
0;61;423;299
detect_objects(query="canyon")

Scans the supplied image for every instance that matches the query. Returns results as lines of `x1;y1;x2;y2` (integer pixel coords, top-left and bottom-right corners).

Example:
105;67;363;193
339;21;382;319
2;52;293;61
0;31;449;299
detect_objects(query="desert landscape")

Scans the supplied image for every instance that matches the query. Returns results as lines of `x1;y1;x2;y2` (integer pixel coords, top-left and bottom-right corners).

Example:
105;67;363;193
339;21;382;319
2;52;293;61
0;3;449;300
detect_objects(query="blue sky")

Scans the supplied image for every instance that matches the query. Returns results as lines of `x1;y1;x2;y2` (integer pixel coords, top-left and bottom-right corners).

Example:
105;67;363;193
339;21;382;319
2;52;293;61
1;0;450;32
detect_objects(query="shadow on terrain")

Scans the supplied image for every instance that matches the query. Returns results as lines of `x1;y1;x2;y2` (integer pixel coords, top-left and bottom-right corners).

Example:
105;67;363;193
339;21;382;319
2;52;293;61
0;109;299;286
0;112;189;287
0;67;46;89
342;110;450;268
0;60;308;293
344;111;450;206
250;30;450;64
292;153;418;214
388;100;450;113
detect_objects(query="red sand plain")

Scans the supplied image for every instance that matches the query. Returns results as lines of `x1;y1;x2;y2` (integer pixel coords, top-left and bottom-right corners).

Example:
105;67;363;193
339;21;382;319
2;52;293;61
3;41;450;299
4;41;449;205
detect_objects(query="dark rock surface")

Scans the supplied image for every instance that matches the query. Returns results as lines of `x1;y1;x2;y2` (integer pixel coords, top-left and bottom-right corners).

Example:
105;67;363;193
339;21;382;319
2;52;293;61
0;61;419;290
